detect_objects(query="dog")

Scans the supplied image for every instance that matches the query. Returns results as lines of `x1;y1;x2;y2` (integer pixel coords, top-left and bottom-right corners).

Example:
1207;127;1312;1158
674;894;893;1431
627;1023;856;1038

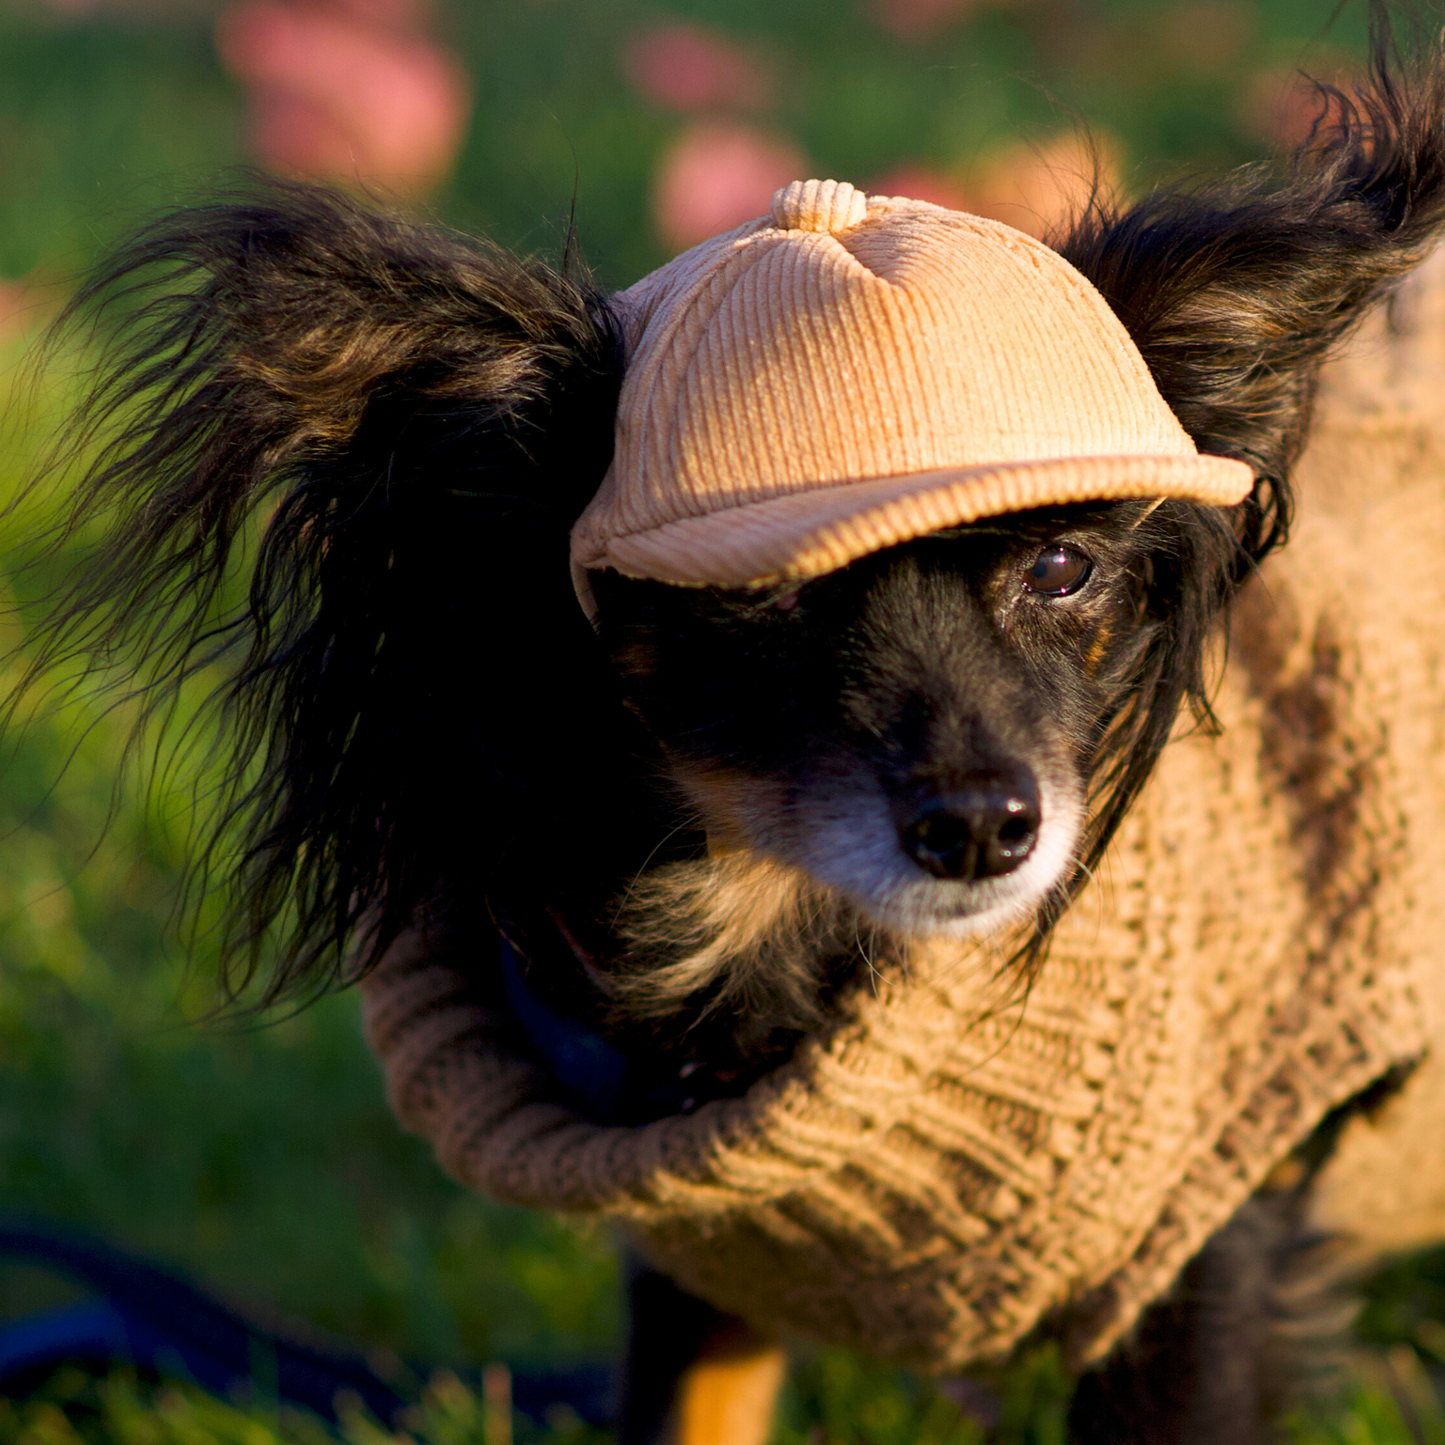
17;11;1445;1442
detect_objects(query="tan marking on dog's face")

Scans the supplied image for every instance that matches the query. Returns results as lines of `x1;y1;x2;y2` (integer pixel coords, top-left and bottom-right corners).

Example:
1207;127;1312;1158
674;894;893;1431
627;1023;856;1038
671;764;790;860
1085;621;1113;676
705;821;750;859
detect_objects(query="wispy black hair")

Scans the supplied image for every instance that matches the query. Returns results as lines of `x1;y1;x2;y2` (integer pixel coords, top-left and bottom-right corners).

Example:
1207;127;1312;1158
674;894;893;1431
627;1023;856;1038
15;183;632;1003
1050;6;1445;906
12;4;1445;1009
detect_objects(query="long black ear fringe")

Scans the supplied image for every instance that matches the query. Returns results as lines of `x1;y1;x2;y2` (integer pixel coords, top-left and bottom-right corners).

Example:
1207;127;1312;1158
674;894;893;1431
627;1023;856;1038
16;179;625;1004
1057;2;1445;572
1030;6;1445;968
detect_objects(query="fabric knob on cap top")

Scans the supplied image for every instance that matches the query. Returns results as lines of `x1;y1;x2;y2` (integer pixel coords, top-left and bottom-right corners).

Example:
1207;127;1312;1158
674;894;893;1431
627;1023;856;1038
770;178;869;233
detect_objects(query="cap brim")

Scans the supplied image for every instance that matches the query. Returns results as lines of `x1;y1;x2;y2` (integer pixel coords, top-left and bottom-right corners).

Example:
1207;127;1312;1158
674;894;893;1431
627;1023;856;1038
577;452;1255;593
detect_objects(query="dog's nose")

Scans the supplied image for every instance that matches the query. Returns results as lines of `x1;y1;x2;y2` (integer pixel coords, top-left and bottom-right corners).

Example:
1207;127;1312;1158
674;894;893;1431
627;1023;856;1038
900;772;1041;881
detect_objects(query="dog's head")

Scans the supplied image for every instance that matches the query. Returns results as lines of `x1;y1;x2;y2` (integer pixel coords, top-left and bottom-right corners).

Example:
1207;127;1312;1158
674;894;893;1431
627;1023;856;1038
595;503;1192;941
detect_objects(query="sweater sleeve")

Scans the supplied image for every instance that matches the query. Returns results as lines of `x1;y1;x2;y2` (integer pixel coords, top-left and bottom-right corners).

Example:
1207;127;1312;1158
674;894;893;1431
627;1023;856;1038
358;925;564;1191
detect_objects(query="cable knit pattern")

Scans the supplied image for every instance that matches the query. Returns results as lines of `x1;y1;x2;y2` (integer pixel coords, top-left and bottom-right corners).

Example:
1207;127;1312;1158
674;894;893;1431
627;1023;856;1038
362;257;1445;1373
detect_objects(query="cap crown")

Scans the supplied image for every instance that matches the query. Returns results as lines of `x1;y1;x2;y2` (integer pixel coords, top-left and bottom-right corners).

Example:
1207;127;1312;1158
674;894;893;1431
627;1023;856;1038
571;180;1250;590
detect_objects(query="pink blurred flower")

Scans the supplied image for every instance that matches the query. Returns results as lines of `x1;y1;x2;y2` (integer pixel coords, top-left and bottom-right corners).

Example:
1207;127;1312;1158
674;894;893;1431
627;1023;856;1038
653;121;806;250
1239;64;1357;148
0;280;39;341
872;137;1115;238
622;22;770;113
216;0;470;197
870;0;978;41
870;165;969;211
960;132;1118;238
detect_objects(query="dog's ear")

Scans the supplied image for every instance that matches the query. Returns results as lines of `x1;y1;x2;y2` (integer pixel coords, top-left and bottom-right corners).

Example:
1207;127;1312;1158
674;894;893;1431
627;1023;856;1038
19;179;626;1003
1056;7;1445;566
1034;13;1445;961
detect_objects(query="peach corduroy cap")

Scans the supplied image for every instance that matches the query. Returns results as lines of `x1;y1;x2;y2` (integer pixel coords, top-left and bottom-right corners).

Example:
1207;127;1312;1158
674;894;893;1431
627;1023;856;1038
570;178;1254;604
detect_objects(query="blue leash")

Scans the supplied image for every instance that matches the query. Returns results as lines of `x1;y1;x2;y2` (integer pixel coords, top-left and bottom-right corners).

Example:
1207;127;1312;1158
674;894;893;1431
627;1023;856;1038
0;1218;614;1426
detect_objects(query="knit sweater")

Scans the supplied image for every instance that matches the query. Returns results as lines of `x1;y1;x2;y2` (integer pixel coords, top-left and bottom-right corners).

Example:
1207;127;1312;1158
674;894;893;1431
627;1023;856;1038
360;257;1445;1374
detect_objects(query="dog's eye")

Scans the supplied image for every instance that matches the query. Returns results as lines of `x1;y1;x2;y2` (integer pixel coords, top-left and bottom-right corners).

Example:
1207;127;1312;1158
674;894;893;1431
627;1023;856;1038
1025;545;1091;597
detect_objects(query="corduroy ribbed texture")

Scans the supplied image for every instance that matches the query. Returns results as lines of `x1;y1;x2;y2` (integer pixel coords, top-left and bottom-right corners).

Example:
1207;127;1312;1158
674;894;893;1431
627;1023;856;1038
362;255;1445;1372
570;181;1253;600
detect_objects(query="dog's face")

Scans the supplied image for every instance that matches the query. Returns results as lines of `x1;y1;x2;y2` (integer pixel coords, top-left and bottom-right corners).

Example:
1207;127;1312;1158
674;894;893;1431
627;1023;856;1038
593;502;1153;940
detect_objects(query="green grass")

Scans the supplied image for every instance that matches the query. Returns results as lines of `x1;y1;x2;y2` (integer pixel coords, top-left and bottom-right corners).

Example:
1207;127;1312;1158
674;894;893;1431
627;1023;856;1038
8;1348;1445;1445
0;1366;607;1445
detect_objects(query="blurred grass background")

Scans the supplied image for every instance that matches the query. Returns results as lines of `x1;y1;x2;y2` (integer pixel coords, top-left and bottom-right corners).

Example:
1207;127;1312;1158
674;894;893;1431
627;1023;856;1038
3;0;1445;1440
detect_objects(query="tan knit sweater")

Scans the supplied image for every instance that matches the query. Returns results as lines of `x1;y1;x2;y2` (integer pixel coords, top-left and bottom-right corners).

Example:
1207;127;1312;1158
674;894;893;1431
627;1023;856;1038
360;257;1445;1374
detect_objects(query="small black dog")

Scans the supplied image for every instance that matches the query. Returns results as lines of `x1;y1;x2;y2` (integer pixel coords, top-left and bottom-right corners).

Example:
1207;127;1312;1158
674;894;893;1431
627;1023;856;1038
18;13;1445;1441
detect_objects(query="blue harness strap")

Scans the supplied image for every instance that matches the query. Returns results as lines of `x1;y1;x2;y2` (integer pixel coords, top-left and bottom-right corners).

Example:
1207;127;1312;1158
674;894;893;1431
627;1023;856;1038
498;939;722;1125
499;938;632;1122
